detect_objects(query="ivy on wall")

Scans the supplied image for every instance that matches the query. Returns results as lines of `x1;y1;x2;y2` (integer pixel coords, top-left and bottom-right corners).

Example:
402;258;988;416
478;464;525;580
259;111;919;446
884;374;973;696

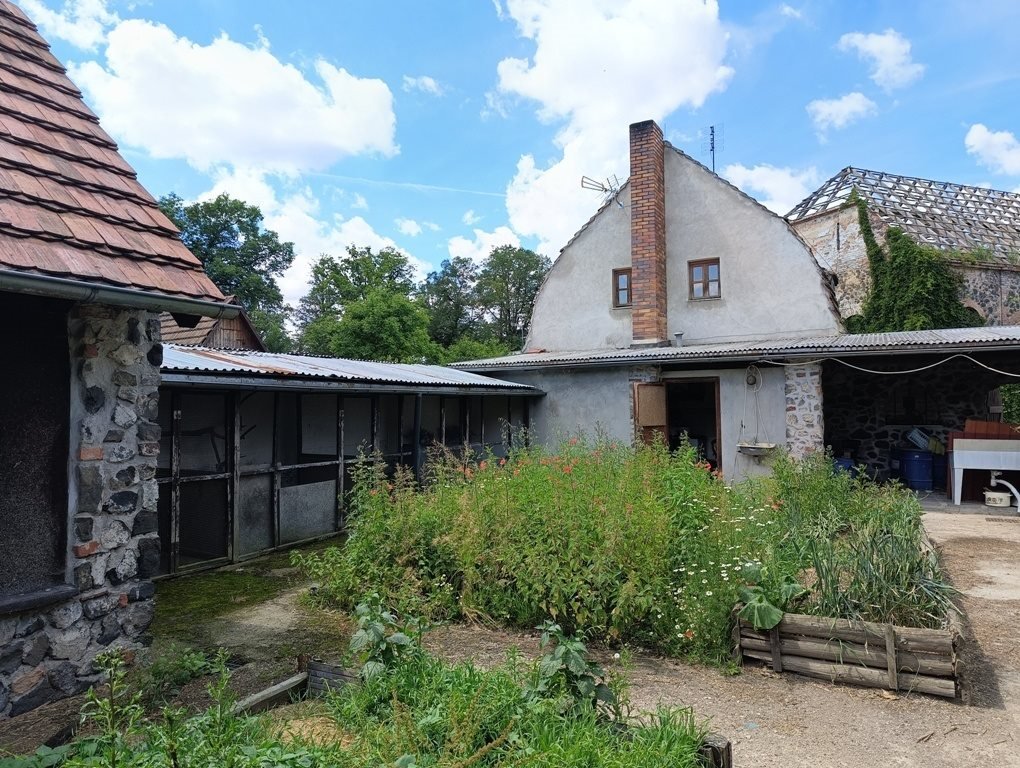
845;192;1019;422
846;192;983;334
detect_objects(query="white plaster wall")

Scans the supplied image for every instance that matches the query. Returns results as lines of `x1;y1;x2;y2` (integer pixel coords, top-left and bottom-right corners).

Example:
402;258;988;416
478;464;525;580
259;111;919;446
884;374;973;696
492;364;783;482
663;152;840;344
502;367;637;446
527;189;633;352
662;366;786;481
527;150;840;353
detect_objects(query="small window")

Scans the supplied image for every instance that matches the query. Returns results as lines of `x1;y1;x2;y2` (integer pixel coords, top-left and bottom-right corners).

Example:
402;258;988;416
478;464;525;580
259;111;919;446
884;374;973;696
612;268;632;307
689;259;720;300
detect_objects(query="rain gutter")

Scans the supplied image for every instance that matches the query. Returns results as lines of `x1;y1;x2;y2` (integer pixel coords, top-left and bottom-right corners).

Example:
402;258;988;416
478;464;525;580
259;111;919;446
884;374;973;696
0;269;238;319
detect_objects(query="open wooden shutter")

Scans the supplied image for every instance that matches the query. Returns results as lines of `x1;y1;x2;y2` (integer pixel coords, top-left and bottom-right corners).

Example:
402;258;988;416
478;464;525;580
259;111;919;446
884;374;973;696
633;382;667;445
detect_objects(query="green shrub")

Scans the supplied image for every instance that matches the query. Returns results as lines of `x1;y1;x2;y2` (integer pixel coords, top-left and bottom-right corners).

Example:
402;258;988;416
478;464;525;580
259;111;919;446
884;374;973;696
297;441;954;665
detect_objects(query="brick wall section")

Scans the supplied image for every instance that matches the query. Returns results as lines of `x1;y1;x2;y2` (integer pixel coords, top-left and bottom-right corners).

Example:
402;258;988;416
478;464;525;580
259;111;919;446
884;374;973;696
629;120;668;345
0;304;161;718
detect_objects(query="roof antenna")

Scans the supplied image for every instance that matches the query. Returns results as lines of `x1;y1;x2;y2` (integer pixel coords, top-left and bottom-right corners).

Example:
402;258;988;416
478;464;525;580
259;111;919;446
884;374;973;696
581;174;623;208
701;124;724;173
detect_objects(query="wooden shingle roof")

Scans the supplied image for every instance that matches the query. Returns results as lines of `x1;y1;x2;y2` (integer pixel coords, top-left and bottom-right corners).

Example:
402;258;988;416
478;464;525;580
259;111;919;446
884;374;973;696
0;1;224;303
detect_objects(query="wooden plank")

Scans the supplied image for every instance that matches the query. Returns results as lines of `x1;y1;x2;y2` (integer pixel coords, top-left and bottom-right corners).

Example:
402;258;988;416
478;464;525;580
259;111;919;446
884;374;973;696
231;673;308;715
739;635;954;677
740;613;955;655
769;627;783;673
699;732;732;768
884;623;898;691
742;650;956;698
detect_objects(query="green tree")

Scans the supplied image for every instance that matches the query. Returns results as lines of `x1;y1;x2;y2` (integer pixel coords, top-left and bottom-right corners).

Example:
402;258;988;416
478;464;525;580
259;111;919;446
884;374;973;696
419;256;479;347
159;193;295;350
439;336;510;364
475;245;551;347
328;290;440;363
297;246;420;356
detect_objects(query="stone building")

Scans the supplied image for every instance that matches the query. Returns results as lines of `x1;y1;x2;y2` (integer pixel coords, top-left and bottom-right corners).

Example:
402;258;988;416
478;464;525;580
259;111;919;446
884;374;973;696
456;121;1020;485
787;166;1020;326
0;1;232;716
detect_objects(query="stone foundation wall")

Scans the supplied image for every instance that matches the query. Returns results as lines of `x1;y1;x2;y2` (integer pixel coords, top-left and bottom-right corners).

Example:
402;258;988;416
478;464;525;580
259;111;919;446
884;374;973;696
0;304;161;718
785;363;824;459
822;358;1003;475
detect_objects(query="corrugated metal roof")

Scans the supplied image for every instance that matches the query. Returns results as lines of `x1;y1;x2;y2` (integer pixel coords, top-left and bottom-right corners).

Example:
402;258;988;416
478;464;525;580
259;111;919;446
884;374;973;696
453;326;1020;370
0;1;224;303
162;344;539;391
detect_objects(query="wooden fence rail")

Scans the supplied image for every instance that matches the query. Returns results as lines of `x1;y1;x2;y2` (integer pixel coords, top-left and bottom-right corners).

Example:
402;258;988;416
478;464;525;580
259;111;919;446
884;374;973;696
734;611;961;699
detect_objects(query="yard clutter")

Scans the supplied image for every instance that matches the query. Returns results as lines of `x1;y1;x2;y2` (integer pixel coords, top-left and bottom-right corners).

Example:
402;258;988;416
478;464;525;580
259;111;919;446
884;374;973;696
296;441;957;678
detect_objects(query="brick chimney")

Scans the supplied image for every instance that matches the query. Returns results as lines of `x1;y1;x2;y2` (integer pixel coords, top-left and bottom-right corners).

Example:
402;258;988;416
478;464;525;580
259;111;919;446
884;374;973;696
629;119;668;347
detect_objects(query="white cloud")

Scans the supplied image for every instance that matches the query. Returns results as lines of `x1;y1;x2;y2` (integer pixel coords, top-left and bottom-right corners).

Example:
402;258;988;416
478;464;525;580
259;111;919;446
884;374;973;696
965;124;1020;175
806;92;876;136
203;169;429;306
71;19;397;174
837;29;924;91
448;226;520;263
423;221;441;232
395;218;423;236
462;209;481;225
779;4;802;19
19;0;118;51
402;75;444;96
496;0;733;255
351;193;369;210
722;163;820;215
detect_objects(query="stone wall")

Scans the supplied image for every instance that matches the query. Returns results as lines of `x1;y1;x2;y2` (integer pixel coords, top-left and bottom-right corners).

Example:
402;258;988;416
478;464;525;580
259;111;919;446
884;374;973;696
822;357;1003;475
785;363;824;459
956;262;1020;325
791;206;871;319
793;206;1020;327
0;304;161;718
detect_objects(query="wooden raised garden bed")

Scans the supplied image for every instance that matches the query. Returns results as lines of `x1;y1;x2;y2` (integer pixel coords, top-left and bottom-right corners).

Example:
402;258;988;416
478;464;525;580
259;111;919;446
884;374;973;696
735;611;961;698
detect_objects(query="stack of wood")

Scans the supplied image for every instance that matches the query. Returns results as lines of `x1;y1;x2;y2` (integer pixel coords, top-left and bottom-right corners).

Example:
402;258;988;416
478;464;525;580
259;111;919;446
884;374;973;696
736;612;960;698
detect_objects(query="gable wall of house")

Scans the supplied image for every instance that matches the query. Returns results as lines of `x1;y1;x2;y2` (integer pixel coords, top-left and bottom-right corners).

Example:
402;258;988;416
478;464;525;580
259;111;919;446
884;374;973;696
527;145;841;354
1;301;160;718
662;153;840;344
527;191;635;352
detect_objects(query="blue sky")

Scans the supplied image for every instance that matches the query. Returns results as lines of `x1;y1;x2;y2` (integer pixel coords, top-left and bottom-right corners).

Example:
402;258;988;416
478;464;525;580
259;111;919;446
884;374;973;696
23;0;1020;307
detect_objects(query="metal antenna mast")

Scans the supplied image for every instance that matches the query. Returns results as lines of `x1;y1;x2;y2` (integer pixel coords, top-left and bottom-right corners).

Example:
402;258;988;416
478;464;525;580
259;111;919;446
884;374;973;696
701;124;724;173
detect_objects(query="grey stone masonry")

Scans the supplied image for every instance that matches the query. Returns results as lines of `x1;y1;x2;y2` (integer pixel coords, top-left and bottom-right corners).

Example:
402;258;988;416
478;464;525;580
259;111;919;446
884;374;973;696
0;304;162;718
785;363;824;459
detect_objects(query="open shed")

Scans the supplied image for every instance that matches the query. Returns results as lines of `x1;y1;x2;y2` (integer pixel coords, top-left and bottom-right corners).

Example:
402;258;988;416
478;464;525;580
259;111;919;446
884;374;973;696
156;345;541;575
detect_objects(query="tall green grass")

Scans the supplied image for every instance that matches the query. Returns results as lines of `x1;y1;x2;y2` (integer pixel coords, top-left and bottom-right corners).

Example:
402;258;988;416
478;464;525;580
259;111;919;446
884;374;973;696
295;440;955;664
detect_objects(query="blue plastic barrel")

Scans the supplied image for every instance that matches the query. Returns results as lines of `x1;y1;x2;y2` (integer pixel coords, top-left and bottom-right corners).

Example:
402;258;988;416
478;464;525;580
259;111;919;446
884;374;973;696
834;457;855;475
901;449;933;491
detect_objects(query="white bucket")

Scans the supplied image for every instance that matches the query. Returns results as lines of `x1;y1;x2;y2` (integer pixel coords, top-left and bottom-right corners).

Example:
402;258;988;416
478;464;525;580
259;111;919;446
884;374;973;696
984;490;1011;507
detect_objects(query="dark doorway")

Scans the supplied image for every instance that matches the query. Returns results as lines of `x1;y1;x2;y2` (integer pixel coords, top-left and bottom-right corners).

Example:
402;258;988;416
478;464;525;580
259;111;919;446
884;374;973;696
0;292;71;597
667;380;720;469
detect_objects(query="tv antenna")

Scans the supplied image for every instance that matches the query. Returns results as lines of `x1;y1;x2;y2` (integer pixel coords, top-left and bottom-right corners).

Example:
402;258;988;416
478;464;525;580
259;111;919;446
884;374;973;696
701;124;724;173
581;174;623;208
